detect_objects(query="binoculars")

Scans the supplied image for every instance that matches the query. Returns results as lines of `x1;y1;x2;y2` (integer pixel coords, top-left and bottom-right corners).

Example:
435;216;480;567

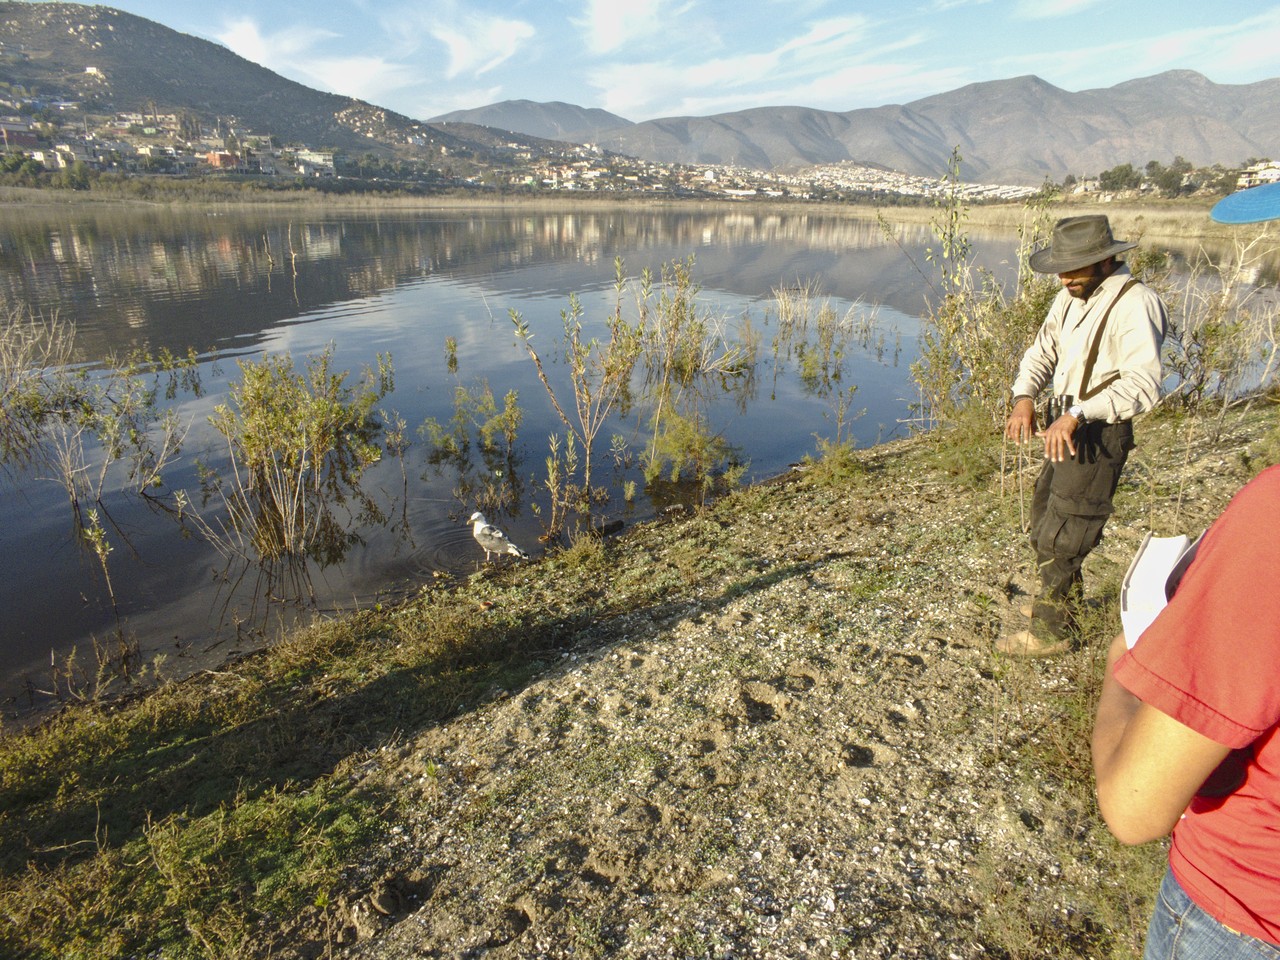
1044;394;1076;424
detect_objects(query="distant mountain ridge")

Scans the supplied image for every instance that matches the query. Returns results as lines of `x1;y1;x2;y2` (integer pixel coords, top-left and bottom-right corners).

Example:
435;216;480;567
433;100;633;145
434;71;1280;186
3;2;1277;187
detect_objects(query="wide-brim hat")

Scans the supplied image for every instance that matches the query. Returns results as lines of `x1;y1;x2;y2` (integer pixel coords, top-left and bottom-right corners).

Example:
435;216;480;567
1211;181;1280;224
1028;215;1137;273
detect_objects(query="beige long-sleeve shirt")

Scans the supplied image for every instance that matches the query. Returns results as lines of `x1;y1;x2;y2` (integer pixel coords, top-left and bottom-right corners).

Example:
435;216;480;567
1011;264;1166;424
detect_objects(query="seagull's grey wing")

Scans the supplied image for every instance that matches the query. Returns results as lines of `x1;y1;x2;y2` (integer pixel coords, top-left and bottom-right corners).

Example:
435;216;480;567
475;524;508;549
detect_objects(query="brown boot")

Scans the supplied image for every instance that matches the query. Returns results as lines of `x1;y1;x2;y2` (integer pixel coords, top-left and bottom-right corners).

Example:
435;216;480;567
996;629;1071;657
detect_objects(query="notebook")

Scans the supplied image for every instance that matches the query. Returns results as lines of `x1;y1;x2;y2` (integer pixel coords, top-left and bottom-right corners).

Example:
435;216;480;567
1120;531;1202;648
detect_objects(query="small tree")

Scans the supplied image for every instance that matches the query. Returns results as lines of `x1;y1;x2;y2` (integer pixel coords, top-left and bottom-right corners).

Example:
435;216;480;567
510;258;645;525
1099;163;1142;192
1161;234;1280;437
906;149;1060;430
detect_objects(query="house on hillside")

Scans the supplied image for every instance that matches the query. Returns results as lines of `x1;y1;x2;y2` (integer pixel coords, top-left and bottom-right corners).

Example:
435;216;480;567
293;150;336;177
0;119;38;151
1237;161;1280;190
50;143;96;169
206;150;241;170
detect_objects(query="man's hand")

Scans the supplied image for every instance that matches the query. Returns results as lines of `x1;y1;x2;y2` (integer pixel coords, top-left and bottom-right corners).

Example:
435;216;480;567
1042;413;1080;462
1004;397;1036;443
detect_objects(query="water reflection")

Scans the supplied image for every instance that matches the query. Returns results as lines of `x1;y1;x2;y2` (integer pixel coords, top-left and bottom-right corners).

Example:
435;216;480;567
0;206;995;359
20;203;1252;721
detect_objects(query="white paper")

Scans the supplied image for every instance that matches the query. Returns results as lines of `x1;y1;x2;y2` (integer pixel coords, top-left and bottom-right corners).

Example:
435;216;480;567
1120;532;1192;647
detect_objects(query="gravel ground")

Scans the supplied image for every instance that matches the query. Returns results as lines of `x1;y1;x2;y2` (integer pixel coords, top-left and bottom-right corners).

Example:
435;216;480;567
258;411;1271;959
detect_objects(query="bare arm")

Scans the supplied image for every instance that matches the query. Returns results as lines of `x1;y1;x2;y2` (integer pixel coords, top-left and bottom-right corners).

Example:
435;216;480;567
1092;634;1232;845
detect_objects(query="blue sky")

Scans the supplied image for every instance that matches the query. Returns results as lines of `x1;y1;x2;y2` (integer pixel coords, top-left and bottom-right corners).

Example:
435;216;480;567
32;0;1280;122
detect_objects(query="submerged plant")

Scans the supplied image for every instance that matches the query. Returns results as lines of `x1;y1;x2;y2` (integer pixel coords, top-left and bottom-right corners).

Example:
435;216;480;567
420;341;525;518
0;308;75;473
199;347;392;571
638;256;755;494
511;256;760;532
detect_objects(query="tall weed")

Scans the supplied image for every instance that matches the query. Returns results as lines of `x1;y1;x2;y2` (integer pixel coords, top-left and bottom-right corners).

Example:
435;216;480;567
909;150;1059;431
0;308;75;472
639;256;755;493
511;258;645;531
1161;232;1280;438
199;348;392;571
513;256;757;535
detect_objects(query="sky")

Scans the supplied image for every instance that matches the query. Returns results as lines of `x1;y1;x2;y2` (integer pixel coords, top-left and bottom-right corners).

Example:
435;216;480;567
31;0;1280;123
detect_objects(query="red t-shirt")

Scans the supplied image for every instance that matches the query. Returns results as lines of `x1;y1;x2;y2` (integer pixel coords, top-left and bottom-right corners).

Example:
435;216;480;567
1115;464;1280;945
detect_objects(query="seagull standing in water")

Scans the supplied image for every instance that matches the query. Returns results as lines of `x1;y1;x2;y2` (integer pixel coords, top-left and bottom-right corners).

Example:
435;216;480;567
468;512;529;562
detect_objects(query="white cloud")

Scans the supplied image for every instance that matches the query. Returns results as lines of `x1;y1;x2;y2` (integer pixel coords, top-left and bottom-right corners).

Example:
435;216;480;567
929;0;994;10
594;50;971;118
1012;0;1106;19
430;13;536;79
1190;9;1280;79
778;15;869;58
215;17;418;103
575;0;693;55
794;61;972;109
360;2;536;80
304;56;422;105
215;17;335;69
992;8;1280;94
587;14;894;117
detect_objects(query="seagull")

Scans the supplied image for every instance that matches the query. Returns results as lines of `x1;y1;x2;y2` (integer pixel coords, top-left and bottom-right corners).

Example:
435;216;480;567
468;512;529;562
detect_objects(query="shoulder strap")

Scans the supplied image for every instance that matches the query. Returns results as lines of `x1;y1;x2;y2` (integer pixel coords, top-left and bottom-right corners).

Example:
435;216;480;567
1079;277;1140;401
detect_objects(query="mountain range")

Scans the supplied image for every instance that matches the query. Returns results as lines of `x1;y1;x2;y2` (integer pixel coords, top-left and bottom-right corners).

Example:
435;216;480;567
3;2;1279;186
434;72;1280;185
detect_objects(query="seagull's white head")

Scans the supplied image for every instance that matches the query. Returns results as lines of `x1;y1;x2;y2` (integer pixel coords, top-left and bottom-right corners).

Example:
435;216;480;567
468;511;485;525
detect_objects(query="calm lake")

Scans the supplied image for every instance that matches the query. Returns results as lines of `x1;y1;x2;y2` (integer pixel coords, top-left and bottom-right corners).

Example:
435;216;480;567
0;202;1114;715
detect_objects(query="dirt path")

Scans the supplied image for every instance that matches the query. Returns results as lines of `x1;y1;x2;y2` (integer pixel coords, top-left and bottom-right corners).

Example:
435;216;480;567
249;407;1270;959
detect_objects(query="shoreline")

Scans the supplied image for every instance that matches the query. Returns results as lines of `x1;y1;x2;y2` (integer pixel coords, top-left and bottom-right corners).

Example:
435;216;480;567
0;183;1249;241
1;187;1272;727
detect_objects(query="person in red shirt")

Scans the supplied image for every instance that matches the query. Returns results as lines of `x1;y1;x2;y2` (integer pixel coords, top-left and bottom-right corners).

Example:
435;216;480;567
1091;180;1280;959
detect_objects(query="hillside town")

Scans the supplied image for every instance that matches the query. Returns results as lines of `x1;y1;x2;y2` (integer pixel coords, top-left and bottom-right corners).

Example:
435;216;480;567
0;91;1080;203
0;76;1268;203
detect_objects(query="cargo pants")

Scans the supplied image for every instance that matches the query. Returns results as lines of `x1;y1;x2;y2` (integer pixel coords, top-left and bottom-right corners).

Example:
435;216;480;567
1028;419;1135;639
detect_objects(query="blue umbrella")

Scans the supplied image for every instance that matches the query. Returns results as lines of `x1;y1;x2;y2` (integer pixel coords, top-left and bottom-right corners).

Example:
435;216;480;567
1211;180;1280;224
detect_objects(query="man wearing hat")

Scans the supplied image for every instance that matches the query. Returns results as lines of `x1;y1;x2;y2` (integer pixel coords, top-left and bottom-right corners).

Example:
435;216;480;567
1000;214;1167;657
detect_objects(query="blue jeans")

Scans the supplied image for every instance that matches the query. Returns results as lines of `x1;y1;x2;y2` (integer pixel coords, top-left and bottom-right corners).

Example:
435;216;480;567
1145;867;1280;960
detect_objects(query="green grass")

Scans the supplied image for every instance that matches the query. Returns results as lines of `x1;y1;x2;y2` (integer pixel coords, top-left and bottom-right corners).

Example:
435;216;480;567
0;480;770;958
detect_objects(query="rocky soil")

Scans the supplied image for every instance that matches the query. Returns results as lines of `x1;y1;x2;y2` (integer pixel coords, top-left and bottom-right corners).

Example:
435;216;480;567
263;408;1272;959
